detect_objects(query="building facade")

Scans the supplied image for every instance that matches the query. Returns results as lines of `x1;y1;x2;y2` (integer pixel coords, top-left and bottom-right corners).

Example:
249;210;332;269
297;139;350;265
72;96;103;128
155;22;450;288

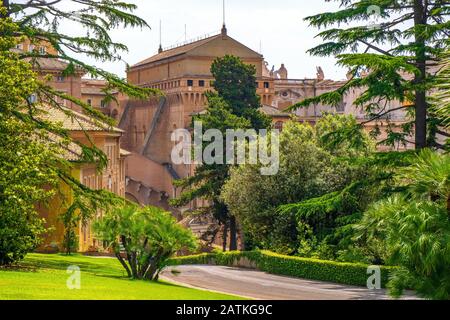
37;106;128;253
19;39;129;252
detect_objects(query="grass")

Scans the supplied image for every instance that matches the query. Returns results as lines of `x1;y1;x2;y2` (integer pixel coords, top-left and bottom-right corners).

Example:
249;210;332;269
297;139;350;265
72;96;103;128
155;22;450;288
0;253;244;300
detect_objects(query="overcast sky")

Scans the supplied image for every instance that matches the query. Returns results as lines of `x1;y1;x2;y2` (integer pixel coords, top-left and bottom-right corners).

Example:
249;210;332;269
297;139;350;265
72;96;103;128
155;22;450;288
85;0;346;80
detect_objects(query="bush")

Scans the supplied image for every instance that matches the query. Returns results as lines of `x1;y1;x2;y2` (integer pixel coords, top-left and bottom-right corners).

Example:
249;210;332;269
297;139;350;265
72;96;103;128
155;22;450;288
168;250;395;287
94;205;198;280
0;212;46;265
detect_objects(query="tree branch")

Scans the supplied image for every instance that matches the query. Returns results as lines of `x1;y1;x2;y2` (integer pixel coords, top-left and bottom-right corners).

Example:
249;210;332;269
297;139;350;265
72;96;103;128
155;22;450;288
361;105;411;125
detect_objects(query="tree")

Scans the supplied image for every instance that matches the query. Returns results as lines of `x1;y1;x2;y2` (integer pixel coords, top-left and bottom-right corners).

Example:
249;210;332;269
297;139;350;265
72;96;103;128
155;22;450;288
94;205;198;281
0;1;156;261
291;0;450;150
0;19;64;265
221;115;374;255
171;55;271;251
211;55;271;129
355;149;450;299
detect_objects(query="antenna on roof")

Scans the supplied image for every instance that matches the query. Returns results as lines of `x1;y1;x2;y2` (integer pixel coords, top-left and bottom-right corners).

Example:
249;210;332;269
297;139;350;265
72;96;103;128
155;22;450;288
158;20;163;53
221;0;227;36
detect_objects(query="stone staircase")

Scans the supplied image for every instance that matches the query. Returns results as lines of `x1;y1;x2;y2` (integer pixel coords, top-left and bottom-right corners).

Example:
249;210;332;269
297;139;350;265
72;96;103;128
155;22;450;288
141;96;167;155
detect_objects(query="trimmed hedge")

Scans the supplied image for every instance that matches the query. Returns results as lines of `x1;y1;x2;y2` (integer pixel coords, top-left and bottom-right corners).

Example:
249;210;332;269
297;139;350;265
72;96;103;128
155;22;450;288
168;250;396;288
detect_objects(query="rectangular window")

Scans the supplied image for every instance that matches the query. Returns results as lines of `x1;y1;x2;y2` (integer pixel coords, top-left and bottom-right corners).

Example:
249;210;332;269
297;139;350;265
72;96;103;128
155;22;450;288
187;80;194;87
101;100;106;108
56;76;65;82
87;99;92;106
264;82;270;89
199;80;205;87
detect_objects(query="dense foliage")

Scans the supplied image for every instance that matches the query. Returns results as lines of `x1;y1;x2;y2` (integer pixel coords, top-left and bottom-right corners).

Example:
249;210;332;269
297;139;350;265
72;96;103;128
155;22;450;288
171;55;271;251
356;150;450;299
94;205;198;281
0;20;62;264
0;1;155;262
222;115;375;255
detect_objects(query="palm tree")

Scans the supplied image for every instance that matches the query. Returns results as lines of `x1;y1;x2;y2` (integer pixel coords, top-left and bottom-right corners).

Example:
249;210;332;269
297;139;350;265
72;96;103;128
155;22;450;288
400;149;450;213
431;49;450;148
356;150;450;300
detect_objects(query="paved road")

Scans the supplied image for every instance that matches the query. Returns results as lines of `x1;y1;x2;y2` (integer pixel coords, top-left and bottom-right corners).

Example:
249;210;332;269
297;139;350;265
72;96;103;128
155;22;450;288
161;265;417;300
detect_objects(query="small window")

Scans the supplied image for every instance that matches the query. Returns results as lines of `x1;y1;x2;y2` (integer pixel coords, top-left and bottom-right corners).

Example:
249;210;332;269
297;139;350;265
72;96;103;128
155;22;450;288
336;97;346;113
187;80;194;87
101;100;106;108
264;82;270;89
87;99;92;106
56;76;65;82
39;47;46;55
199;80;205;87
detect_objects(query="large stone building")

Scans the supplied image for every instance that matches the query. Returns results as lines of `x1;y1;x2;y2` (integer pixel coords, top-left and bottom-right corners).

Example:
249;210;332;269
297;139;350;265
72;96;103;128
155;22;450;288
118;26;413;217
119;26;277;213
25;24;414;251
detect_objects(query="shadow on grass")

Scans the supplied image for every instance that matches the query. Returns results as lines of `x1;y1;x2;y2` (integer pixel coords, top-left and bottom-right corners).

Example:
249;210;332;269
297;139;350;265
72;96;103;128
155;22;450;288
0;265;38;273
19;254;197;290
21;254;124;278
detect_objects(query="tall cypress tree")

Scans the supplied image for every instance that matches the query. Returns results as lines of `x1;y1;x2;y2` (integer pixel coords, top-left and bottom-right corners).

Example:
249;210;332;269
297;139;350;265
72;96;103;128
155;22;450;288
171;55;271;251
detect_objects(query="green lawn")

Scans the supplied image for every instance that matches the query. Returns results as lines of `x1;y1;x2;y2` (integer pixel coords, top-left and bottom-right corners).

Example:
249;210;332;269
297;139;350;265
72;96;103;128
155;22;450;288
0;253;244;300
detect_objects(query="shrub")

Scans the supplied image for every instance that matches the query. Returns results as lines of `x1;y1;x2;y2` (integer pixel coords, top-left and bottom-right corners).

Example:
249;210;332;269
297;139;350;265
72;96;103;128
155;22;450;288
168;250;395;288
94;205;198;280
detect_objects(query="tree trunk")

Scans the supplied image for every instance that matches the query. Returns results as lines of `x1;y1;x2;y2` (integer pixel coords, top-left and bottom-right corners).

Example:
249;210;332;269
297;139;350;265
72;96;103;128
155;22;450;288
229;216;237;251
222;223;228;251
413;0;428;149
128;251;138;278
115;252;132;278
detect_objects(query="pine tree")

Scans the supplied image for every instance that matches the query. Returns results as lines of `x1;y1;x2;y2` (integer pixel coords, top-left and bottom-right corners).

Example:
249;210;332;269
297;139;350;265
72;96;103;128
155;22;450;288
291;0;450;150
0;1;156;259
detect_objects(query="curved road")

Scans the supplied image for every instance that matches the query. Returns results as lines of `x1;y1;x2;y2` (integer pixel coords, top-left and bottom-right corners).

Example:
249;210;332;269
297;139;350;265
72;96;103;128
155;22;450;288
161;265;417;300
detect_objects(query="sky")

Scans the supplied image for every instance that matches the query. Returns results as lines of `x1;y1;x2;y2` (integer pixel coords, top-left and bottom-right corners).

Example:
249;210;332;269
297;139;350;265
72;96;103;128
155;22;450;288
79;0;347;80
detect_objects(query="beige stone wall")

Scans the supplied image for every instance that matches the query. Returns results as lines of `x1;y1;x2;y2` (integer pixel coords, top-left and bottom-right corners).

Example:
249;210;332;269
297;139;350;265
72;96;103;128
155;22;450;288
37;129;127;253
272;77;414;150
